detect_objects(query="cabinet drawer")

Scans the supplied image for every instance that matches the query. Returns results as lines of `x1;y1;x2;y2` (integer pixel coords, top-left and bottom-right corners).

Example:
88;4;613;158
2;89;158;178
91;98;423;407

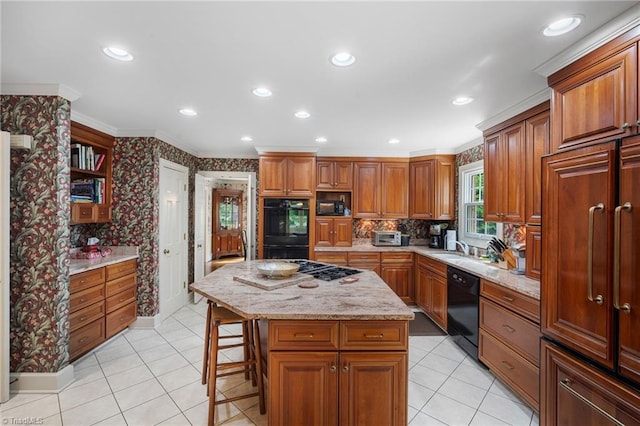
70;267;106;292
381;252;413;263
71;203;95;224
106;259;137;281
347;252;380;262
479;330;539;409
340;321;408;350
480;279;540;323
106;286;137;313
69;319;105;361
269;320;339;351
106;273;137;298
419;255;447;276
106;302;137;338
95;205;111;222
480;298;540;365
70;284;105;313
314;252;348;265
69;301;105;332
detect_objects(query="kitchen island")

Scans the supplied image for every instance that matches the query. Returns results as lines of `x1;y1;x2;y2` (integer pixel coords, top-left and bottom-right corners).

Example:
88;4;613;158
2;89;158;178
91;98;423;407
190;260;414;426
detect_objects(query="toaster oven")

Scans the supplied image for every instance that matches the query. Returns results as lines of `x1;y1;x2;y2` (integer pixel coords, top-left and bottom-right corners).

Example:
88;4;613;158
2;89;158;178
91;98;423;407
372;231;402;246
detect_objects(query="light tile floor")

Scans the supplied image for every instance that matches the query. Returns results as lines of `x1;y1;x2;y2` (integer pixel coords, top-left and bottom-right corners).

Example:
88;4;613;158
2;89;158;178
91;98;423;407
1;300;540;425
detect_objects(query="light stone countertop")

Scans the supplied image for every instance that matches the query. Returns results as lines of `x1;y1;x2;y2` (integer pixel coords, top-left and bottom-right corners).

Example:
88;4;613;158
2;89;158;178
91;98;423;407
189;260;415;321
316;239;540;300
69;246;139;275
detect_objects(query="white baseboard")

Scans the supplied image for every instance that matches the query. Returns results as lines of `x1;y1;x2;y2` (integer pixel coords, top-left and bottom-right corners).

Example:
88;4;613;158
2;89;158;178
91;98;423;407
130;314;161;330
9;364;74;393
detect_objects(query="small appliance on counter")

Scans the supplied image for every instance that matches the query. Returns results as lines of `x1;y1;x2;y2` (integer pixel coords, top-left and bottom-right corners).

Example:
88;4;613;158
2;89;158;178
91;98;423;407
428;224;443;248
316;199;345;216
510;243;526;274
372;230;401;246
445;230;457;251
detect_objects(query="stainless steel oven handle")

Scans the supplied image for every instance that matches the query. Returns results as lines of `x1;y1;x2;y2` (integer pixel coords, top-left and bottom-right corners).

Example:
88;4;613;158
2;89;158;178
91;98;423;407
587;203;605;305
559;378;624;426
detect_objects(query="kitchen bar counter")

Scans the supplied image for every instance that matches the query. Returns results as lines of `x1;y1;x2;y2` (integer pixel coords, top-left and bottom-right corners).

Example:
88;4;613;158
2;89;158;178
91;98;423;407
189;260;414;320
316;240;540;300
69;246;139;275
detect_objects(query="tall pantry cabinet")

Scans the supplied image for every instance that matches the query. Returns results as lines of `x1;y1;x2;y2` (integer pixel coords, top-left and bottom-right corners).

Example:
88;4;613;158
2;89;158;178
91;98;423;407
541;25;640;425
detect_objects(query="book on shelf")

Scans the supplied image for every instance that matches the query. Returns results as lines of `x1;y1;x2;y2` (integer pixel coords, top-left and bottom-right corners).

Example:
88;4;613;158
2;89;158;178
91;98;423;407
71;144;81;168
94;153;105;171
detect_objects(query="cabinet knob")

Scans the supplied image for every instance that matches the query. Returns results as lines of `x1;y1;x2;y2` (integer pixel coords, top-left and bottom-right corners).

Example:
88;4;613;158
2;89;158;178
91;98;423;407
622;122;630;130
163;249;170;255
636;120;640;127
330;365;337;373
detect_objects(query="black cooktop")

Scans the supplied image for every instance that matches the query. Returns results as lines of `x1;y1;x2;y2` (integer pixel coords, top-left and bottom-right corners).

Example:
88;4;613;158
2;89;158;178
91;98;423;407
287;259;362;281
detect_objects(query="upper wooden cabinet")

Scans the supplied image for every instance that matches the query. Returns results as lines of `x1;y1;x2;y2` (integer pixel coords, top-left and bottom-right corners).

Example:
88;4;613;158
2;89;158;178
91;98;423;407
259;154;316;197
316;159;353;191
409;155;455;220
70;121;114;224
314;217;352;247
549;39;638;152
524;110;550;225
353;160;408;218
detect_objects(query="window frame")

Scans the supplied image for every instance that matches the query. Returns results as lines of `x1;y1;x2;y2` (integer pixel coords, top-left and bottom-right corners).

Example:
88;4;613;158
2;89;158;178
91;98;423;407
458;160;502;248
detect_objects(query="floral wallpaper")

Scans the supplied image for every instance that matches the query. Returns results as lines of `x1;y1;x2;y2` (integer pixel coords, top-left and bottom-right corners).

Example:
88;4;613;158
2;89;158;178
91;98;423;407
1;95;71;372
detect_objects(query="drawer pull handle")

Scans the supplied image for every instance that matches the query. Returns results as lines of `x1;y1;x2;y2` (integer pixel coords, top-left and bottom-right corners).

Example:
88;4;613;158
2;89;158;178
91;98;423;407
79;337;88;344
501;295;515;302
501;360;514;370
560;378;624;426
79;298;86;303
79;316;87;322
80;279;86;284
119;297;126;302
120;317;127;322
364;333;384;339
502;325;515;333
294;333;314;338
330;365;336;373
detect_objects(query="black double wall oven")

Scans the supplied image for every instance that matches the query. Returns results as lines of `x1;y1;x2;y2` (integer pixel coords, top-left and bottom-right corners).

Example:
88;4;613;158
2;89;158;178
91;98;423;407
262;198;310;259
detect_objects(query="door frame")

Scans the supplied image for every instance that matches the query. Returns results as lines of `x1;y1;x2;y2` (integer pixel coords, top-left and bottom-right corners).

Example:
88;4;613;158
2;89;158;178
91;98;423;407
1;132;10;402
158;158;189;321
194;173;206;282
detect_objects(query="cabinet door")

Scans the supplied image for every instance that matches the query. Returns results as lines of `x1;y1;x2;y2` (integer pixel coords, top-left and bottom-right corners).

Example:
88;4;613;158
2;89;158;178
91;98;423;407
415;266;430;313
353;162;381;218
381;162;409;218
484;132;503;222
542;142;616;369
409;160;435;219
259;156;287;197
525;110;550;225
269;352;339;426
381;264;413;303
429;272;447;330
316;160;335;190
618;135;640;384
315;218;333;247
541;340;640;426
333;161;353;190
434;156;455;220
525;225;542;280
339;352;407;426
550;44;637;152
286;157;315;197
332;218;352;247
502;122;526;223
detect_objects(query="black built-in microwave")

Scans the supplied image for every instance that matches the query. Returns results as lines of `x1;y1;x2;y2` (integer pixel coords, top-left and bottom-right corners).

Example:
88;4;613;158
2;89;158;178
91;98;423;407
316;200;345;216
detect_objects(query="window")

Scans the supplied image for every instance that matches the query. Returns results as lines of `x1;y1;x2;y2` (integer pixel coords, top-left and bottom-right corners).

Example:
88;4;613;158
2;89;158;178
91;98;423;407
458;160;500;247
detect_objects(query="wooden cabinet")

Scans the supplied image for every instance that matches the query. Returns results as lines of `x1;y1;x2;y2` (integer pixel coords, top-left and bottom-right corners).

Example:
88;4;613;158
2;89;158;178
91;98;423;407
525;225;542;280
314;251;348;266
525;110;550;225
479;279;540;411
268;320;408;426
70;121;114;224
409;155;455;220
69;259;137;360
353;161;408;218
259;154;316;197
541;340;640;426
380;252;414;303
315;217;352;247
548;39;639;152
212;189;243;259
415;255;447;330
347;252;381;276
316;159;353;190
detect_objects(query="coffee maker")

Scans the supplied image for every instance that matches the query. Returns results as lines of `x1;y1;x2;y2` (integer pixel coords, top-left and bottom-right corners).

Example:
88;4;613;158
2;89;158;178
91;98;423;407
429;224;443;248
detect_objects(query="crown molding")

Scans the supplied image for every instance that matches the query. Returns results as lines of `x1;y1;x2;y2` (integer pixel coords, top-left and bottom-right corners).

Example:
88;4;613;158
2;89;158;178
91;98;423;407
1;83;81;102
409;147;456;157
475;88;551;133
255;146;319;155
71;111;118;136
535;3;640;77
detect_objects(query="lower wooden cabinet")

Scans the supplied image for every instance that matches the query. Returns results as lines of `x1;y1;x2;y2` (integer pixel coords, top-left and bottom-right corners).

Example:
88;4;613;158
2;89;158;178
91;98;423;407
380;252;414;303
415;255;447;330
315;217;352;247
347;252;381;276
268;320;408;426
541;340;640;425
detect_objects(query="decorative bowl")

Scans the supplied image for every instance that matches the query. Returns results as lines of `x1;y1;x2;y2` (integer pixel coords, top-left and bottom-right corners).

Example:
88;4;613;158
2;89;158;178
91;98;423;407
256;262;300;279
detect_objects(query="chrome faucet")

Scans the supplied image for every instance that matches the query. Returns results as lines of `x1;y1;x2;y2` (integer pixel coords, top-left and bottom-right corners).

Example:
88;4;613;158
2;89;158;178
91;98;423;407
455;240;470;256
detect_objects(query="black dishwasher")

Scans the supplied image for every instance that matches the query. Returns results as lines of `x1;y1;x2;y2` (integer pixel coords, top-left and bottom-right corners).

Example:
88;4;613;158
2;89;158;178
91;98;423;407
447;266;480;360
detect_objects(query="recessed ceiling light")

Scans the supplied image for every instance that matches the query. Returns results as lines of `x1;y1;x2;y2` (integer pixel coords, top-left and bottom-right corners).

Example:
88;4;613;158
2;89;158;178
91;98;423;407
388;138;400;144
331;52;356;67
315;137;327;143
102;46;133;62
452;96;474;106
179;108;197;117
252;87;272;97
294;110;311;119
543;16;582;37
241;136;253;142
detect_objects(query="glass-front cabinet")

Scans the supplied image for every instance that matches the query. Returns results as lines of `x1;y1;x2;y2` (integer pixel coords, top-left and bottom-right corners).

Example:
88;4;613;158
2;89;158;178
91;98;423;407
213;189;243;259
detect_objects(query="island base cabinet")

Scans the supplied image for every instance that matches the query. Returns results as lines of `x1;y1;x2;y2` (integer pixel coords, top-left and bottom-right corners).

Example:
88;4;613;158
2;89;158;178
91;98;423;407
268;351;407;426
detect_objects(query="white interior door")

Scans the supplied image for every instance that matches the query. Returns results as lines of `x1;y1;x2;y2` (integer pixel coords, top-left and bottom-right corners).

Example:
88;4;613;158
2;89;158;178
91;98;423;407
194;174;205;282
1;132;10;402
159;159;188;320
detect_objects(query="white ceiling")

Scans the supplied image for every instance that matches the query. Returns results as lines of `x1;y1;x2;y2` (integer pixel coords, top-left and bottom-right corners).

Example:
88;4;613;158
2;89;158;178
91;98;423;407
2;1;639;159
